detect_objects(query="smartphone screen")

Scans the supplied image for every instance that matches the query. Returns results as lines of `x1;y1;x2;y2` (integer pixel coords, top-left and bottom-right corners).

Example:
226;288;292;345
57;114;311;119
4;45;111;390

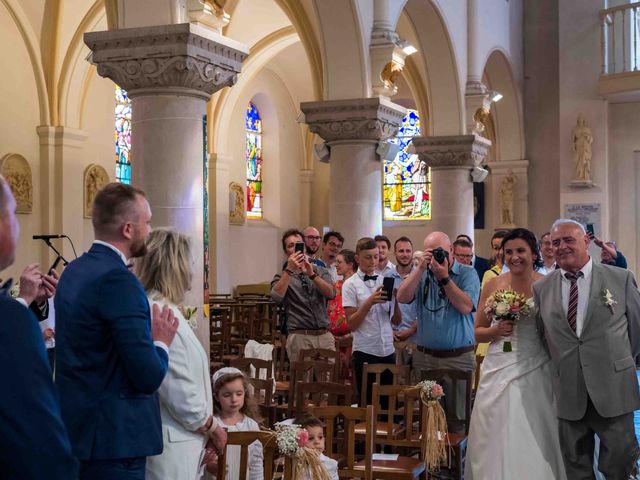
294;242;305;254
382;277;395;301
586;223;595;236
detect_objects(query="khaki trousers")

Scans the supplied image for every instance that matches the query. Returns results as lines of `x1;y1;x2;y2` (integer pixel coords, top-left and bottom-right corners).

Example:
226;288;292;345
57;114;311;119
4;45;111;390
285;332;335;363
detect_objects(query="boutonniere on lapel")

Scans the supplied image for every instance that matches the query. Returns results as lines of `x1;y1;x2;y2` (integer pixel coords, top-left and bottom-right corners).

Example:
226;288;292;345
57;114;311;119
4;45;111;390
602;289;617;313
179;305;198;330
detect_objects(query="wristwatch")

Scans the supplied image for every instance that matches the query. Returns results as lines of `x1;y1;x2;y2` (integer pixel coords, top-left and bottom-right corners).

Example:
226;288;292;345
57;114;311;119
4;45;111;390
309;273;318;280
439;276;450;287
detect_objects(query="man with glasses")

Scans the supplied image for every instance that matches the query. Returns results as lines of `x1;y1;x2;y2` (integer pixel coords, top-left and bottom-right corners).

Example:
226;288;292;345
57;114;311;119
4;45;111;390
302;226;324;266
452;238;474;266
271;228;336;362
319;231;344;282
397;231;480;428
455;234;489;281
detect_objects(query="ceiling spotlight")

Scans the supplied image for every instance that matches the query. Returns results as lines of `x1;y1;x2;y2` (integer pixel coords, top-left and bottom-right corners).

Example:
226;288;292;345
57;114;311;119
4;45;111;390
490;90;503;102
402;43;418;56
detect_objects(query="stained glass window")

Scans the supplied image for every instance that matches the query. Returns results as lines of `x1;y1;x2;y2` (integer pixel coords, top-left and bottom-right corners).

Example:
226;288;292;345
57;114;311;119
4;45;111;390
383;109;431;220
115;85;132;184
245;102;263;219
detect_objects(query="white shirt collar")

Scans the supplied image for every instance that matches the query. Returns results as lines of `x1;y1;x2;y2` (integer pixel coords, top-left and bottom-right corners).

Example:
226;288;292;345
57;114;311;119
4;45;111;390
93;240;129;265
559;257;593;280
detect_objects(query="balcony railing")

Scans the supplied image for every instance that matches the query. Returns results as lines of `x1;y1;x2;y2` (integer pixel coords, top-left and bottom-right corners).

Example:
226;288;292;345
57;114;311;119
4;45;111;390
600;2;640;74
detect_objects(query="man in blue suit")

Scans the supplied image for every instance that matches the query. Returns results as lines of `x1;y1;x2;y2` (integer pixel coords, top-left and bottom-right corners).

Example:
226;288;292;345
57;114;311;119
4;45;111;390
0;175;78;479
55;182;179;479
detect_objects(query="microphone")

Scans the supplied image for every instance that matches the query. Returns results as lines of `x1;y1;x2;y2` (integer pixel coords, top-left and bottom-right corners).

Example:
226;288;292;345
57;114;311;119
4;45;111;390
32;234;65;240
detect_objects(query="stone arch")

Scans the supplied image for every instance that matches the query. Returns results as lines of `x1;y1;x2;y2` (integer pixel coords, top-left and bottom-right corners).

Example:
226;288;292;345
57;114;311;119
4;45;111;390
0;0;49;124
58;0;106;128
482;48;525;161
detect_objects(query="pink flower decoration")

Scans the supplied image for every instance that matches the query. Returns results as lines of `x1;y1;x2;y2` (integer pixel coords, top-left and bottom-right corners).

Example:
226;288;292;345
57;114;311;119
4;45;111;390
510;305;521;313
431;384;444;397
297;429;309;447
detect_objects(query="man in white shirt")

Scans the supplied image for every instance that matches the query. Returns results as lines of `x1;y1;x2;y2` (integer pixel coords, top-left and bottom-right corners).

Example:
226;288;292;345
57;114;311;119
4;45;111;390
319;231;344;283
343;237;400;405
374;234;396;277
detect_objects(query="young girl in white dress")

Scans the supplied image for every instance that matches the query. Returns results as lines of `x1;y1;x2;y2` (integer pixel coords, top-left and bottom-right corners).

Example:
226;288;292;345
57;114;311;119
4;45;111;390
211;367;264;480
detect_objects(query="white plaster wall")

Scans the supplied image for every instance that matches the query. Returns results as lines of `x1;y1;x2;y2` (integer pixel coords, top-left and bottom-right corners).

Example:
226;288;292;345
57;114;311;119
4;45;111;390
559;0;610;239
431;0;467;102
223;69;304;288
608;102;640;274
0;3;44;281
226;0;291;48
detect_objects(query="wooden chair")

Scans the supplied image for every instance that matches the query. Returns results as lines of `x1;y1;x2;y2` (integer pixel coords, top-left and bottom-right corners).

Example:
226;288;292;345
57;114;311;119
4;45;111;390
474;354;484;392
309;405;374;480
284;360;339;418
230;357;273;381
209;307;229;371
354;383;426;480
420;369;473;480
216;430;280;480
299;347;340;379
295;381;353;419
360;363;411;407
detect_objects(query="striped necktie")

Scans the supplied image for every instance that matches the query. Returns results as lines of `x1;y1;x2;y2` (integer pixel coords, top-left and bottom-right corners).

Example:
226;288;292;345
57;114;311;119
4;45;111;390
565;271;583;332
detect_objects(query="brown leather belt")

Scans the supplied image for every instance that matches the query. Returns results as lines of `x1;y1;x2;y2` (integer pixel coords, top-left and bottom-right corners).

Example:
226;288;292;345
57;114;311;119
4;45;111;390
289;329;329;336
416;345;474;358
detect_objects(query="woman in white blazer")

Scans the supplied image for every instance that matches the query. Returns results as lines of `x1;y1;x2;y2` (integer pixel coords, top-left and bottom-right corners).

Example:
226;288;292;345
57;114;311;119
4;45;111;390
137;229;225;480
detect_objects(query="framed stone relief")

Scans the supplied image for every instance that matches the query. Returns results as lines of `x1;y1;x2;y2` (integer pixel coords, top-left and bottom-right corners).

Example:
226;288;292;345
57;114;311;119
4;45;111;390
0;153;33;214
84;164;110;218
229;181;245;225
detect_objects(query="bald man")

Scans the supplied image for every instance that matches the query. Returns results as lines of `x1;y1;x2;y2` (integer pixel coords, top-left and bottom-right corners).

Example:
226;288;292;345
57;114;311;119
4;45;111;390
0;175;78;479
302;226;325;266
397;231;480;426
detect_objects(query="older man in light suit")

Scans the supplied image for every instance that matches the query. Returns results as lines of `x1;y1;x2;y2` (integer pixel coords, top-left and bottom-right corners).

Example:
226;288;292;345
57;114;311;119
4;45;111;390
533;219;640;479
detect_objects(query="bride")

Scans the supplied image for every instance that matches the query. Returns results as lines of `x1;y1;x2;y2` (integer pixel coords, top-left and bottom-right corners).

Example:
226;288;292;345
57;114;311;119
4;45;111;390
465;228;566;479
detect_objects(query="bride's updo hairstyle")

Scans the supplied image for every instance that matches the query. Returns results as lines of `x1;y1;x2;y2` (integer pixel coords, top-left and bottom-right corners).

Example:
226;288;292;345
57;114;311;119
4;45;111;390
501;228;544;270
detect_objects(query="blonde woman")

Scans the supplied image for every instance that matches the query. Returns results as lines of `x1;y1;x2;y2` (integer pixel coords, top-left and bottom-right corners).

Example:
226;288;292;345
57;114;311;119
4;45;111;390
138;229;226;480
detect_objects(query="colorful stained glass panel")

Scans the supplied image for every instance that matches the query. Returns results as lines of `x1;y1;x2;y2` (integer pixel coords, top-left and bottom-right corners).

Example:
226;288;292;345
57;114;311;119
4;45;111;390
115;85;132;184
246;102;263;219
383;109;431;221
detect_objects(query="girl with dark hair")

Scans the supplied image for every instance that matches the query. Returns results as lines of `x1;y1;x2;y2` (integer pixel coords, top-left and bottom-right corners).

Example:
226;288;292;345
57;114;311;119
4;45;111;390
465;228;566;479
327;249;357;381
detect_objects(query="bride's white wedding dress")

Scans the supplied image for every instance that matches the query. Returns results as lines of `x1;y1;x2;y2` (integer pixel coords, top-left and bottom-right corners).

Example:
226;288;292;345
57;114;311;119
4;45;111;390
465;303;567;480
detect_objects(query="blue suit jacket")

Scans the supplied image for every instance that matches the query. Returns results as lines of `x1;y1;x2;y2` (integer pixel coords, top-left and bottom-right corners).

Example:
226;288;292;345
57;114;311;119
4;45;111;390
55;243;169;460
473;255;490;282
0;295;78;478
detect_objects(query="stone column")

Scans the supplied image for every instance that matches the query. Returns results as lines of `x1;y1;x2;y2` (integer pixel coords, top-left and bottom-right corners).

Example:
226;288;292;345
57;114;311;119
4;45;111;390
299;169;315;227
209;153;232;295
36;126;89;265
301;97;405;244
85;24;247;347
413;134;491;237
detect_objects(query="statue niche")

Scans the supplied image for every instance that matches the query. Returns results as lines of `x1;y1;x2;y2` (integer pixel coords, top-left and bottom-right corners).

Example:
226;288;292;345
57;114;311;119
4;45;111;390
229;181;245;225
0;153;33;214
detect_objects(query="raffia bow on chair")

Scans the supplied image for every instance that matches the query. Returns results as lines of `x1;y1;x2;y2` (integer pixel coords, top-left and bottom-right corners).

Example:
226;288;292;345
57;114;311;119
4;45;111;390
404;380;451;471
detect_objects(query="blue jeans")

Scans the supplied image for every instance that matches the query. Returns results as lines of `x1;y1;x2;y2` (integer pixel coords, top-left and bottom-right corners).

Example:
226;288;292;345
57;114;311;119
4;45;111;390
79;457;146;480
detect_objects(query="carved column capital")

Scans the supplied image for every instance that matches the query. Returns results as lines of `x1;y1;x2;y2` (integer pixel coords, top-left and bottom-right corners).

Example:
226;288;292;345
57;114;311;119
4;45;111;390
412;134;491;169
84;23;248;101
300;97;406;143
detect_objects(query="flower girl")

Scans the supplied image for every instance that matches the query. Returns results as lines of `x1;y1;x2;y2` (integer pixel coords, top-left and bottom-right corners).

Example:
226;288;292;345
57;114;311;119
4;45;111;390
210;367;264;480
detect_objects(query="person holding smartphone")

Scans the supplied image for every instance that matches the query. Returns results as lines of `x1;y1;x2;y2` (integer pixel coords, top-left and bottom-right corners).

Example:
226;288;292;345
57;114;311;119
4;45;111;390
342;237;401;406
271;228;336;363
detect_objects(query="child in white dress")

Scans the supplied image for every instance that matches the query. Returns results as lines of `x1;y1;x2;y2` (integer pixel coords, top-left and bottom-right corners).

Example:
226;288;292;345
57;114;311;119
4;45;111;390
210;367;264;480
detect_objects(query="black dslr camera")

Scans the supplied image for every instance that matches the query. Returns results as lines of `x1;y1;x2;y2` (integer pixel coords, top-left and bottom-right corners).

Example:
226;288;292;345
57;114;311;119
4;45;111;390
432;247;449;265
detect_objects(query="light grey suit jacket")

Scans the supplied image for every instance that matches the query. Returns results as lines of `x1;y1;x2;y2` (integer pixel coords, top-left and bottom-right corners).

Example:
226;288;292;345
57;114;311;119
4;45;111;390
533;262;640;420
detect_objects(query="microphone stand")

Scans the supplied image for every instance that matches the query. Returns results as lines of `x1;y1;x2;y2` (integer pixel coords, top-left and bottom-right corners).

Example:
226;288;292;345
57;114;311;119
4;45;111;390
40;238;70;268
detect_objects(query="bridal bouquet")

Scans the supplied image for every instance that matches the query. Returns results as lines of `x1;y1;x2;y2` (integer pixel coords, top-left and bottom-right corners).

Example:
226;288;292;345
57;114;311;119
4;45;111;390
485;289;533;352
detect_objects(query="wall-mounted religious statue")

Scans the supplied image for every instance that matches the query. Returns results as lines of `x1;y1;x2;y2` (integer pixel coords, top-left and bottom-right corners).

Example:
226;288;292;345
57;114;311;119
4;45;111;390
84;164;110;218
0;153;33;213
229;181;245;225
499;169;517;227
570;113;594;187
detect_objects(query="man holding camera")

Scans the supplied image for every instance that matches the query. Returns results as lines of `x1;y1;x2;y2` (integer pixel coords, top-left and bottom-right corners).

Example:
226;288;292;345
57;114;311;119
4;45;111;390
271;228;336;362
397;231;480;425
